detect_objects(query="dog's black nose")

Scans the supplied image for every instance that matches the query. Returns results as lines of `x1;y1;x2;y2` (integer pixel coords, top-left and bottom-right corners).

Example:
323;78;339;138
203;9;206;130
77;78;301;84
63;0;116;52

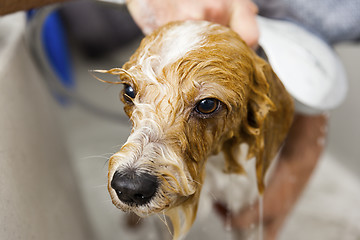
111;170;158;206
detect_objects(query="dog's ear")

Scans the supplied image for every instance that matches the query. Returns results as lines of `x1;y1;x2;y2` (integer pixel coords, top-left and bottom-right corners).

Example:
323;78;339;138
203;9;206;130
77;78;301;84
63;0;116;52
246;55;294;193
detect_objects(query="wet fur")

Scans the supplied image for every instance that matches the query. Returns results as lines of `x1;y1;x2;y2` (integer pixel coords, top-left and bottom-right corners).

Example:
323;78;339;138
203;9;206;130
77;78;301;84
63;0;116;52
103;21;294;239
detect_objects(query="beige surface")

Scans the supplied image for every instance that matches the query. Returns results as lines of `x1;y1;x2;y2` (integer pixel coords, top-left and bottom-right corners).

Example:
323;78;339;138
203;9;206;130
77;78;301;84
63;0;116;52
0;13;92;240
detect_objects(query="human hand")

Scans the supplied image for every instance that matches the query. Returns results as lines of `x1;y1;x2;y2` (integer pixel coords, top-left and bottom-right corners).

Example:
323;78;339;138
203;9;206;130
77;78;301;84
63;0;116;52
215;164;301;240
215;174;294;240
126;0;259;47
215;114;328;239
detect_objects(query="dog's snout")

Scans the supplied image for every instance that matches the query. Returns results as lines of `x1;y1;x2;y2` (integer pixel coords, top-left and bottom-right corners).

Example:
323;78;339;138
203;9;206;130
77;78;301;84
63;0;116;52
111;170;158;206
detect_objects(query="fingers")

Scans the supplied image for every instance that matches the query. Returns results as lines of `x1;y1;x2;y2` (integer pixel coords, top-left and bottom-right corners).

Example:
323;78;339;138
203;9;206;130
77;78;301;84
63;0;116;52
126;0;157;35
126;0;204;35
126;0;260;47
215;201;282;240
214;202;260;230
229;0;259;48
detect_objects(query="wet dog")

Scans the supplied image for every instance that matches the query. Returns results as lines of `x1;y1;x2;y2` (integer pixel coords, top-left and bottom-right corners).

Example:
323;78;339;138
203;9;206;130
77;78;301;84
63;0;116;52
100;20;294;239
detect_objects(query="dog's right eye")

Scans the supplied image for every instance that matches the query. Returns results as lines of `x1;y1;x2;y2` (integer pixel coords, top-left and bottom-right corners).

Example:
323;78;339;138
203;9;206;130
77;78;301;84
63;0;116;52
195;98;219;115
123;84;136;102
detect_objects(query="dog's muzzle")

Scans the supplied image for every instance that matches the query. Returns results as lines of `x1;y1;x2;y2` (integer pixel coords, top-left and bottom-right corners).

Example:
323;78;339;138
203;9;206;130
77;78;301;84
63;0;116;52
111;169;159;206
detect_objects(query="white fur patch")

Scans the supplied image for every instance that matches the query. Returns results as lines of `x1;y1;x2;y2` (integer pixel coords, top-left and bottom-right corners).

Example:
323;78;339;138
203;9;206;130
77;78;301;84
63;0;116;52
135;21;218;83
158;21;210;68
198;143;279;221
197;143;264;224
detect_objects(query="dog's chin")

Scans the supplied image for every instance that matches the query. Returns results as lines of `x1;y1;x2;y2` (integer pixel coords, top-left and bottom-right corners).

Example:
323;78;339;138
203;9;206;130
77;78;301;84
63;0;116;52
110;196;160;217
109;189;195;217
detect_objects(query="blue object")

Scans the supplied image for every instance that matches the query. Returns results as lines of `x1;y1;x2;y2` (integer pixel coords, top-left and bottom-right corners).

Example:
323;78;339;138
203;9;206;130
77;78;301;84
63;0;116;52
42;10;75;89
26;9;37;21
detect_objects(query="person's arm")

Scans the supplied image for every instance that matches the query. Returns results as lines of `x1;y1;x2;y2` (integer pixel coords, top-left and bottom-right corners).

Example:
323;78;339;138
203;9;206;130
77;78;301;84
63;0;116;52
126;0;259;48
217;114;327;240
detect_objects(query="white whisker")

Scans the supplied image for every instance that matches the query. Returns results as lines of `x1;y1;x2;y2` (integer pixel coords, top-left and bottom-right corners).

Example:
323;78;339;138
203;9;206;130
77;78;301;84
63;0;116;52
156;212;172;237
81;153;113;161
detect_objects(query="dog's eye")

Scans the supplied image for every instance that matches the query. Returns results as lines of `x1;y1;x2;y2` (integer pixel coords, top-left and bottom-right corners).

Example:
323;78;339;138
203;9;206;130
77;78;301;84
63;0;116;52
196;98;219;115
123;84;136;102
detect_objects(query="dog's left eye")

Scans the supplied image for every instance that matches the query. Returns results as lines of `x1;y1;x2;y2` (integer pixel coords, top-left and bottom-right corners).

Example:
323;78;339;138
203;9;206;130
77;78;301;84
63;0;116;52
123;84;136;102
195;98;219;115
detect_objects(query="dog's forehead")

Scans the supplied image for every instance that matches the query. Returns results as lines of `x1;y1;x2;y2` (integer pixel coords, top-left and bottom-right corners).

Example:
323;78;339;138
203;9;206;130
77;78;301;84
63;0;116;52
124;20;251;107
154;21;210;67
127;21;228;80
144;21;221;68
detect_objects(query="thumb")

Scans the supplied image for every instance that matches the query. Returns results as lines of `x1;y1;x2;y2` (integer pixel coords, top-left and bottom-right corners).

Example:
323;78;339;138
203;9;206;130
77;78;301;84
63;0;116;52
126;0;158;35
229;0;259;48
214;202;260;230
231;202;260;229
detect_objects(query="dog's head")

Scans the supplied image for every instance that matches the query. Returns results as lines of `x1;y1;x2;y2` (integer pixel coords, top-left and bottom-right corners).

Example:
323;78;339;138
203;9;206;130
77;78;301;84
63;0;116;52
104;21;293;238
